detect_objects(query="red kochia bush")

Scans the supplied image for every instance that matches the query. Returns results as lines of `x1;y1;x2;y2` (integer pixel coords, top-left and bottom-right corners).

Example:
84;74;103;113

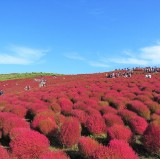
127;100;150;120
128;115;148;135
0;146;10;159
91;145;111;159
3;104;27;118
10;130;50;159
39;118;58;136
118;109;137;124
59;117;81;148
9;128;31;140
70;109;88;125
142;123;160;155
58;97;73;114
100;105;117;115
85;114;107;135
39;150;70;159
78;136;100;158
3;116;30;136
103;113;124;127
107;124;133;142
108;139;139;159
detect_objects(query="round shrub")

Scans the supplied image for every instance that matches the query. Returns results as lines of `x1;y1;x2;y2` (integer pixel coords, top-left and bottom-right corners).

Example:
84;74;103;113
142;123;160;155
59;117;81;148
128;115;148;135
70;109;88;125
108;139;139;159
91;145;111;159
103;113;124;127
39;118;58;137
127;100;150;120
10;130;50;159
85;114;107;136
118;109;137;124
78;136;100;158
0;146;10;159
2;116;30;136
107;124;133;142
39;150;70;159
58;97;73;115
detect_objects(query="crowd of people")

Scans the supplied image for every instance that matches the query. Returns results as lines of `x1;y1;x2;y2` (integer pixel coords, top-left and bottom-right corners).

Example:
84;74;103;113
106;67;160;79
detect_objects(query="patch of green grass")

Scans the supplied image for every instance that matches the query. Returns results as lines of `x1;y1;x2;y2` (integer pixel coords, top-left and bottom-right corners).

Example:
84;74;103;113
0;72;63;81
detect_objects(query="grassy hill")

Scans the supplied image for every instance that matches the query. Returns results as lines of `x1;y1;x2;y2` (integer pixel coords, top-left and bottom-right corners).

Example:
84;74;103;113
0;72;61;81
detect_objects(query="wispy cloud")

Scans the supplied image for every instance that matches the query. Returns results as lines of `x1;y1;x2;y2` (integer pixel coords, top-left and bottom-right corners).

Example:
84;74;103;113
89;61;109;68
64;52;85;61
108;43;160;66
0;45;49;65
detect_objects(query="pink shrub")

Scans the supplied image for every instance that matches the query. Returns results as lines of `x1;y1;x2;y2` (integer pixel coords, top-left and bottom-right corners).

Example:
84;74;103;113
128;115;148;135
85;114;107;135
103;113;124;127
78;136;100;158
84;107;101;116
39;150;70;159
70;109;88;125
0;112;18;129
100;105;117;115
49;102;61;113
3;104;27;118
59;117;81;148
39;118;58;136
73;101;87;110
31;110;55;129
10;130;50;159
108;139;139;159
107;124;133;142
0;146;10;159
91;145;111;159
118;109;137;124
127;100;150;120
144;100;160;113
142;123;160;155
2;116;30;136
9;128;31;140
58;97;73;114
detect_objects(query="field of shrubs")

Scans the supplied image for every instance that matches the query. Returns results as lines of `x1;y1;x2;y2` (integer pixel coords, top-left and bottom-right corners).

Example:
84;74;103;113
0;69;160;159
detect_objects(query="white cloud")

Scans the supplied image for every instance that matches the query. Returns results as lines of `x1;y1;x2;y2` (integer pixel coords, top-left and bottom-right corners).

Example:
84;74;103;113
0;45;48;65
64;52;85;61
108;43;160;66
89;61;109;68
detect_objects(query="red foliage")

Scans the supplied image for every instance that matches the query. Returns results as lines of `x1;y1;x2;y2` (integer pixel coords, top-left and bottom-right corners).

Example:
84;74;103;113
10;130;50;159
9;128;31;140
128;115;148;135
59;117;81;148
39;150;70;159
107;124;133;142
100;105;117;115
142;123;160;155
144;100;160;113
2;116;30;136
108;139;139;159
103;113;124;127
127;100;150;120
118;109;137;124
0;146;10;159
39;118;58;136
70;109;88;125
58;97;73;115
85;114;107;135
91;145;111;159
78;136;100;158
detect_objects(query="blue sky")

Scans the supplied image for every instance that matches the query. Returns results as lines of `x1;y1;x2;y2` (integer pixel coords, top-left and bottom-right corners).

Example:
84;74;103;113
0;0;160;74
